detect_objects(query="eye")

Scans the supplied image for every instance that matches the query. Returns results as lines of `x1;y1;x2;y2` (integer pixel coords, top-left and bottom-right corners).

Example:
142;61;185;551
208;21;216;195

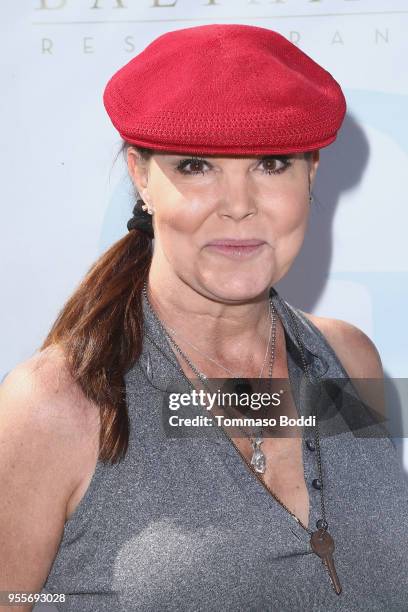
258;156;292;175
176;157;210;175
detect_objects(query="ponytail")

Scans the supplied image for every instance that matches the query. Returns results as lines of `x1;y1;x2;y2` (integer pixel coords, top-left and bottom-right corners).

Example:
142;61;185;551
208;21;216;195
41;143;153;464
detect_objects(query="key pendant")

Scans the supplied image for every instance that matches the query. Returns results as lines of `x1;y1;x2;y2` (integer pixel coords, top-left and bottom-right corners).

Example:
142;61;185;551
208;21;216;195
250;437;266;474
310;528;342;595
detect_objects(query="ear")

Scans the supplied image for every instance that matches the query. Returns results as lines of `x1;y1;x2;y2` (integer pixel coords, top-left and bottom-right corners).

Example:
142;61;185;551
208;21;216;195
127;147;151;204
308;149;320;188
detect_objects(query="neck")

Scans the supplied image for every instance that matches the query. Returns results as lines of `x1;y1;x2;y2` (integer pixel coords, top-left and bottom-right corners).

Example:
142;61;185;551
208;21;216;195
145;273;275;374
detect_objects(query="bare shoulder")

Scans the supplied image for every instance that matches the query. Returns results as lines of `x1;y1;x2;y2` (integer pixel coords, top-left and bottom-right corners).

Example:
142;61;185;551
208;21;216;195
299;311;384;380
0;345;101;593
0;344;101;515
1;344;100;438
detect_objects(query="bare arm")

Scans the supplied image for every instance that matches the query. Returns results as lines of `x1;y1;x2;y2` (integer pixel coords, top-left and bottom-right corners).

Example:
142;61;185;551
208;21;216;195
0;347;100;611
302;313;386;420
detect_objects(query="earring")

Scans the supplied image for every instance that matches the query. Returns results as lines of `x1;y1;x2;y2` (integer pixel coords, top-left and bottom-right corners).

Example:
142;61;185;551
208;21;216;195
141;202;154;215
307;173;313;204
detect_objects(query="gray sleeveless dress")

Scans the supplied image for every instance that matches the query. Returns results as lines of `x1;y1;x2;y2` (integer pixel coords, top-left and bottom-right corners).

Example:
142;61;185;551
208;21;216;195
43;288;408;611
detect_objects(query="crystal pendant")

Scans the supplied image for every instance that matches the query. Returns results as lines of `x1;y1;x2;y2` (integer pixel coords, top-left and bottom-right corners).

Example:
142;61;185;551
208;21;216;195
250;437;266;474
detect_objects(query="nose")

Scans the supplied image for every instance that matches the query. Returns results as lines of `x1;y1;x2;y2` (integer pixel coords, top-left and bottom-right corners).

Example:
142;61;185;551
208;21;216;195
216;172;257;221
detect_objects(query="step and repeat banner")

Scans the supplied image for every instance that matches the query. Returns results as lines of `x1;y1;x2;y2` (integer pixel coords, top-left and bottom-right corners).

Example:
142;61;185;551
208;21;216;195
2;0;408;463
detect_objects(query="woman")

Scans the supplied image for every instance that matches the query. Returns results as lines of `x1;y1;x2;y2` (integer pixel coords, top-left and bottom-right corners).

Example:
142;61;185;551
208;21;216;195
1;24;407;612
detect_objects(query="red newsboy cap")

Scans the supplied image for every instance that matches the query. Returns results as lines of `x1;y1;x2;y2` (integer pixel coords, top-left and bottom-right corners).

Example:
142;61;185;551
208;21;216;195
103;24;346;155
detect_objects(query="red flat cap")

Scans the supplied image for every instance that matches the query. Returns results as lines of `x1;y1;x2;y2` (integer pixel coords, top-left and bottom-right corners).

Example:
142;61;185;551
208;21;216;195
103;24;346;155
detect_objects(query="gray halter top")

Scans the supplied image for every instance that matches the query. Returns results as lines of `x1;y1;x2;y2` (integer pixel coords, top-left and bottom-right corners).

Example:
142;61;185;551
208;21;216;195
43;287;408;611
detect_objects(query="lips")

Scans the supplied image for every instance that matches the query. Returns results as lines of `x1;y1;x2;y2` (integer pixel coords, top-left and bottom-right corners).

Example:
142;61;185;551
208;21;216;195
205;239;266;259
206;239;265;247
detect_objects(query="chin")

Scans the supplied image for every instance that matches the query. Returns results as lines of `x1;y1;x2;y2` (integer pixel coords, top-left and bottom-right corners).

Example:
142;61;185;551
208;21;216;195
201;274;272;303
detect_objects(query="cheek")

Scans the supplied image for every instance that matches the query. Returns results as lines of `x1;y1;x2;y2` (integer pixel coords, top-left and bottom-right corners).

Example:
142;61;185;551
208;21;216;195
254;180;307;254
149;168;218;236
275;196;309;233
160;201;208;237
151;177;213;235
258;174;309;233
161;199;207;233
152;193;213;263
270;192;310;265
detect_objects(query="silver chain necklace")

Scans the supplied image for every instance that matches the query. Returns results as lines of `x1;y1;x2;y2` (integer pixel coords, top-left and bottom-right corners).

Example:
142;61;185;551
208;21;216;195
142;281;277;473
161;299;273;379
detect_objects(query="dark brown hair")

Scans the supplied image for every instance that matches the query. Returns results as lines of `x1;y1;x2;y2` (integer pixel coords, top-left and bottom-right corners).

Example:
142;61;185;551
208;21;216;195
41;142;153;464
40;144;314;464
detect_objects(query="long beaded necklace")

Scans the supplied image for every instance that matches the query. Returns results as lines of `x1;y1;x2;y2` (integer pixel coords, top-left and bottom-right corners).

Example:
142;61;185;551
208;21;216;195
142;282;342;595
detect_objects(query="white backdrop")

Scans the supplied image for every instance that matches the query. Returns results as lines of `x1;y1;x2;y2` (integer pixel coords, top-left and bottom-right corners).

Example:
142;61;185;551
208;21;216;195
2;0;408;467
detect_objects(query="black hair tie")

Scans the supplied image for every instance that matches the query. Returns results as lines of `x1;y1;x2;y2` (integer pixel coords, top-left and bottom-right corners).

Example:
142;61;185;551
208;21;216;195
127;199;154;239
